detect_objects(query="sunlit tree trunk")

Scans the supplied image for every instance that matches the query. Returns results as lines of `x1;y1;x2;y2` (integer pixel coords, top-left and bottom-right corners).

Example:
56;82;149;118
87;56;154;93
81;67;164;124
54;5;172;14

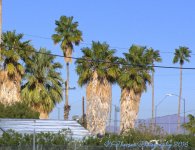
152;68;155;128
177;64;182;132
39;111;49;119
64;46;72;62
0;71;20;105
64;46;72;120
120;88;141;134
64;62;70;120
86;71;111;135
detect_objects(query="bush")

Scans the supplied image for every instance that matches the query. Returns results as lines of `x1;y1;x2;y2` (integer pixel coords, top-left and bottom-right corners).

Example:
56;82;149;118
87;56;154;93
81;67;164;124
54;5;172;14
0;102;39;119
0;129;72;146
0;128;194;149
165;134;195;149
83;123;195;149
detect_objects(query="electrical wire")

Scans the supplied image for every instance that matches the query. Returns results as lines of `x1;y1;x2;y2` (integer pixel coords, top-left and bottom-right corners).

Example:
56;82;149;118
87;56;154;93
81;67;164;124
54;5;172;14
3;31;195;56
2;45;195;70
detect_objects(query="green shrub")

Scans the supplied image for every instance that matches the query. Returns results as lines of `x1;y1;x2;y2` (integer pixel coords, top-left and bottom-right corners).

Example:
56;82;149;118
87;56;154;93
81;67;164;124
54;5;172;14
0;129;72;146
0;102;39;119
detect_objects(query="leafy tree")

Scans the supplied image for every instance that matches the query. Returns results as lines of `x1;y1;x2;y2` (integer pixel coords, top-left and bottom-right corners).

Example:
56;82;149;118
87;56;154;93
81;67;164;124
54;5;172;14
118;45;153;134
0;30;34;105
52;16;83;120
173;46;191;131
75;41;119;135
21;48;63;119
0;102;39;119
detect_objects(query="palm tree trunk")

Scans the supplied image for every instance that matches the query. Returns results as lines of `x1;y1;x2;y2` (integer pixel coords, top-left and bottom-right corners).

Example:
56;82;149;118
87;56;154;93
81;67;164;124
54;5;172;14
120;88;141;134
0;71;20;105
39;111;49;119
64;62;70;120
177;64;182;132
64;46;72;62
86;71;111;135
152;69;155;128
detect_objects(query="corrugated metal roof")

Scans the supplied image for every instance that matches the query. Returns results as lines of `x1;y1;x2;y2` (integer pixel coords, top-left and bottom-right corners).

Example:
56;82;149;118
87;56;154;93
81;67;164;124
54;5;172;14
0;119;90;140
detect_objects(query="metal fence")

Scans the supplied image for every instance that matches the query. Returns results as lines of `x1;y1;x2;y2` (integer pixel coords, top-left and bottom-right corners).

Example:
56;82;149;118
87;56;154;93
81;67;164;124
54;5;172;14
0;145;190;150
106;114;188;135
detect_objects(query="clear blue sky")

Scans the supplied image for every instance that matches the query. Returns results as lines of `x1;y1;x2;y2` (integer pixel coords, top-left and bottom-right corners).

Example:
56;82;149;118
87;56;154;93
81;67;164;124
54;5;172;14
3;1;195;121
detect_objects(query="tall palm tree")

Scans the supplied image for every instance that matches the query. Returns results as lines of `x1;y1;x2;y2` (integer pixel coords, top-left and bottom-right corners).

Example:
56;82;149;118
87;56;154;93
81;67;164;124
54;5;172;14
0;31;33;105
22;48;63;119
146;48;162;127
52;16;82;120
118;45;153;134
75;41;119;135
173;46;191;132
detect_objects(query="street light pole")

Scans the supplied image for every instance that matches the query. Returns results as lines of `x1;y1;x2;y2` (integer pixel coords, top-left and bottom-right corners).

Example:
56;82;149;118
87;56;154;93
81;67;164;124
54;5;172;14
184;98;185;124
155;95;169;126
155;93;186;134
167;94;186;124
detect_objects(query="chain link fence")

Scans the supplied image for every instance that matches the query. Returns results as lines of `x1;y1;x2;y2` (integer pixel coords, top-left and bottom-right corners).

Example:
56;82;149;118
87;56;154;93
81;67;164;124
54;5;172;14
0;144;190;150
106;114;188;135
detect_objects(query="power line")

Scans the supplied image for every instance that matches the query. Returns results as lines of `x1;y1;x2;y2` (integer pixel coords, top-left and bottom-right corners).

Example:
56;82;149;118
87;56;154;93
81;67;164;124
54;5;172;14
6;31;195;56
2;45;195;70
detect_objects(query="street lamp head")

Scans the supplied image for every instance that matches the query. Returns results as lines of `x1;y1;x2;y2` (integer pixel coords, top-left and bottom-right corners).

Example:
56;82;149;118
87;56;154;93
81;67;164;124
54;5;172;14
166;93;174;97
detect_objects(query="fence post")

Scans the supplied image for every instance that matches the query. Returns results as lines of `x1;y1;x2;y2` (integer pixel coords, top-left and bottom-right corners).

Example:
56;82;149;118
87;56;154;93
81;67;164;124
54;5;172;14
116;144;118;150
33;120;36;150
74;142;77;150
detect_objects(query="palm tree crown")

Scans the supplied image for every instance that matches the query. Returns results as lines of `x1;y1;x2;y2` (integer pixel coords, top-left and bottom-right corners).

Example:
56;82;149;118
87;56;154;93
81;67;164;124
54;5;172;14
76;41;119;86
0;30;33;78
118;45;152;93
146;48;162;65
52;16;82;62
173;46;191;65
22;48;63;115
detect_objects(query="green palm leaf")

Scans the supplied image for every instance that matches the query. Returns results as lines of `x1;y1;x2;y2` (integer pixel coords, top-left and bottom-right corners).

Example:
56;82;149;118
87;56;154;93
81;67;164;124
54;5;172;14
75;41;119;86
21;48;63;115
118;45;152;93
52;16;83;63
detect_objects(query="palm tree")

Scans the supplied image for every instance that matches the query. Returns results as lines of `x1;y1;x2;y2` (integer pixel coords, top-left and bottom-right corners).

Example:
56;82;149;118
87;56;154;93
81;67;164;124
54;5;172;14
146;48;162;127
22;48;63;119
52;16;82;120
182;114;195;135
0;31;33;105
75;41;119;135
173;46;191;132
118;45;153;134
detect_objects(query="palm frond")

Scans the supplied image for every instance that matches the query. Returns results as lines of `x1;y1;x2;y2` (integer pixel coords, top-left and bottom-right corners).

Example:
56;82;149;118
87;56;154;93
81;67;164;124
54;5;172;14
173;46;191;65
118;44;152;93
76;41;119;86
21;48;63;114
